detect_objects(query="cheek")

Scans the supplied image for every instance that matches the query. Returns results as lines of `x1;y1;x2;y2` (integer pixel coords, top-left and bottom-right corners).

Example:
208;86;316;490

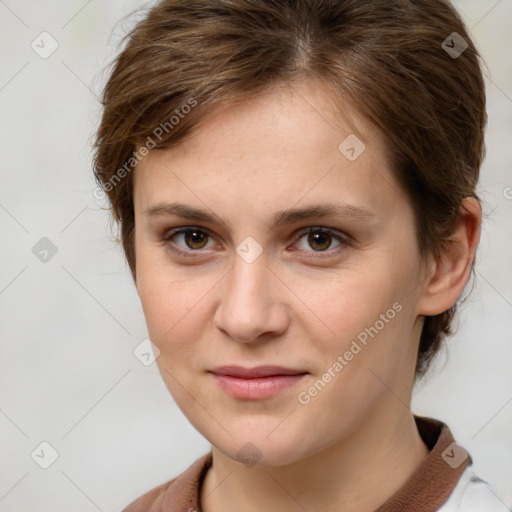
138;277;202;345
289;251;420;382
136;248;191;343
137;271;209;404
135;250;222;374
292;265;409;341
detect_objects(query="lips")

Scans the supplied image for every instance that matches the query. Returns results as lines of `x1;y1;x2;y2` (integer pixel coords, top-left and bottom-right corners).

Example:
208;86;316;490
209;365;308;378
208;365;308;400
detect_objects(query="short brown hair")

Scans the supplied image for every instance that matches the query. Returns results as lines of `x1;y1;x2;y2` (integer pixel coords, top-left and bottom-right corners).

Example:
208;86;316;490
93;0;486;377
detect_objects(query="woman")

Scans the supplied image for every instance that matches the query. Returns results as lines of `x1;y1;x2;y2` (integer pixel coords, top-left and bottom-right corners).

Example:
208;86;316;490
93;0;506;510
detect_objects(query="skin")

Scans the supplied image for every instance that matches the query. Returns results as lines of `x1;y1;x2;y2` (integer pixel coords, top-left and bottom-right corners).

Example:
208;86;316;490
132;80;480;512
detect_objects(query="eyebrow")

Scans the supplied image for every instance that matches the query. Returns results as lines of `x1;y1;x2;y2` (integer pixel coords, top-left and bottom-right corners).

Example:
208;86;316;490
144;201;375;228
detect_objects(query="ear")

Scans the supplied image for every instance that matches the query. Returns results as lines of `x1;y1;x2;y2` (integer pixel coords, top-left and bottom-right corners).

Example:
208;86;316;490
417;197;481;316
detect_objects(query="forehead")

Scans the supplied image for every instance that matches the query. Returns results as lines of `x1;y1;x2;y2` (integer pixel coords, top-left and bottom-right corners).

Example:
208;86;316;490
133;81;407;221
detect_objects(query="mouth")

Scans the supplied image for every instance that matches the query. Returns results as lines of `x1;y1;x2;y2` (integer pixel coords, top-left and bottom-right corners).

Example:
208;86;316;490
208;365;308;400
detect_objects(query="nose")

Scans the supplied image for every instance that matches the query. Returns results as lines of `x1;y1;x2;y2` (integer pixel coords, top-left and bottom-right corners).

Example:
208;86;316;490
214;251;289;344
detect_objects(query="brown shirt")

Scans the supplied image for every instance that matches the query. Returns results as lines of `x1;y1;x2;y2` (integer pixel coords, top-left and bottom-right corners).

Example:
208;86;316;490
121;416;471;512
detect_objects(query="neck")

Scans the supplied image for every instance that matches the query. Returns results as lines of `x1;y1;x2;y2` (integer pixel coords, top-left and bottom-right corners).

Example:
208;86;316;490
200;406;429;512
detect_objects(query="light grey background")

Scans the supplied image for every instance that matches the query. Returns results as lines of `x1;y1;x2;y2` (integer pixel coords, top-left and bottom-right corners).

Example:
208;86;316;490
0;1;511;510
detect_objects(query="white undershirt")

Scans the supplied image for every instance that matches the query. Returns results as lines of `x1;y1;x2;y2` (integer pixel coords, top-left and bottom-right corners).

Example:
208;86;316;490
438;467;510;511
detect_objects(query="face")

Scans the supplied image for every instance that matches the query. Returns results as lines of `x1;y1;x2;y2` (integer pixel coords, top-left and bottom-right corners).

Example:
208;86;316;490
133;81;428;467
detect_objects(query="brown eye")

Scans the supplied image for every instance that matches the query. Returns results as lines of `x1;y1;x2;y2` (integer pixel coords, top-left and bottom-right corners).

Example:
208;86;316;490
183;229;209;249
163;227;214;253
293;228;349;255
307;231;333;251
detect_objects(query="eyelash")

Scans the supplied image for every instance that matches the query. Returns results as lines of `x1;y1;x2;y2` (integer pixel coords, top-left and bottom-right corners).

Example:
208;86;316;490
161;226;351;259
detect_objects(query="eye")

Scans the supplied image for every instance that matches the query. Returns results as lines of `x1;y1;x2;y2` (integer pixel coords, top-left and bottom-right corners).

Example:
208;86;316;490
163;227;216;255
292;227;349;254
161;226;350;259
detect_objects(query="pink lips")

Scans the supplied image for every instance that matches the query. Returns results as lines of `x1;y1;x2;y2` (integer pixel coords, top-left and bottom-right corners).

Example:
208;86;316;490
209;365;308;400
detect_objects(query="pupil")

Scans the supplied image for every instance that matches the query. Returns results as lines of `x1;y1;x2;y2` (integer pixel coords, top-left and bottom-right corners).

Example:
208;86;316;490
308;231;331;251
186;230;207;249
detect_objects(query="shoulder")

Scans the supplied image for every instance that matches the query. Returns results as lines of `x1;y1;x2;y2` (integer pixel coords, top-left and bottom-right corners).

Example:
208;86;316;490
120;452;212;512
120;477;178;512
438;467;509;512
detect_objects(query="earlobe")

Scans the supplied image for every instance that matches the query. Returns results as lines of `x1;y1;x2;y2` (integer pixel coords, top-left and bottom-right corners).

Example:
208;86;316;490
417;197;481;316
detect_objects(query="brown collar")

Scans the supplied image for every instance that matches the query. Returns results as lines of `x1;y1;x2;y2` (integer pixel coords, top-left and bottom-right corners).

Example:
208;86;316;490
375;415;471;511
123;415;471;512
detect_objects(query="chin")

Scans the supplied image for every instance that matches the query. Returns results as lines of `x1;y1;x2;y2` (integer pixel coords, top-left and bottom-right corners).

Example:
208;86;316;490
205;423;317;468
